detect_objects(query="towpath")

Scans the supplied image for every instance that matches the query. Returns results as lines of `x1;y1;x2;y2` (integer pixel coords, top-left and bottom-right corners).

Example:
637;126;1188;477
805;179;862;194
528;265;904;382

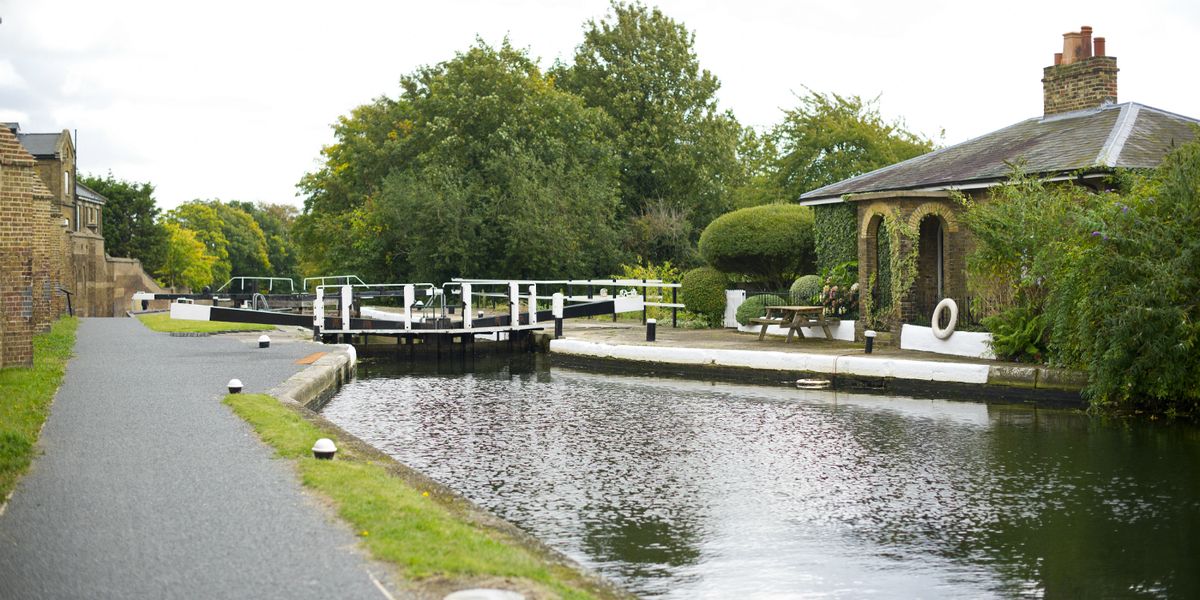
0;319;392;599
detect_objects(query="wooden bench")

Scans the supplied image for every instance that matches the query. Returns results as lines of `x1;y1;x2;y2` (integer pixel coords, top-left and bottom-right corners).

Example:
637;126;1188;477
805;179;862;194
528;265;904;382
749;317;786;341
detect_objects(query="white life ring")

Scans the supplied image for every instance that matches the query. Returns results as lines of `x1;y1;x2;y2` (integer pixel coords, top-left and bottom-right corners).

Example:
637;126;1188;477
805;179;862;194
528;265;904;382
931;298;958;340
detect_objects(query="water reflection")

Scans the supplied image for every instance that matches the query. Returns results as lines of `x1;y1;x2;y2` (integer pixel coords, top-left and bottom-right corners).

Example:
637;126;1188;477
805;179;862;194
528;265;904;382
324;357;1200;599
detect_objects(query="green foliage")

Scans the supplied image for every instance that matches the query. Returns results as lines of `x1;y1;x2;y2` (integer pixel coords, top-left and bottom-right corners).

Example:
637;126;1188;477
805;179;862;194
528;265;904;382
165;202;232;284
774;90;935;198
230;201;300;282
612;259;680;321
698;204;815;288
0;317;76;502
680;266;728;326
731;127;786;209
81;172;168;272
298;41;623;283
789;275;823;303
812;203;858;274
159;222;217;291
983;306;1048;362
963;138;1200;414
735;293;786;326
622;201;699;269
554;1;742;263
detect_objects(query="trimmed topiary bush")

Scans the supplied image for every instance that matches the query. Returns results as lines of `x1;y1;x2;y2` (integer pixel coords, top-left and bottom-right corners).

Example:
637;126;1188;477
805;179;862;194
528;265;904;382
680;266;729;326
790;275;822;303
735;294;786;326
698;204;816;288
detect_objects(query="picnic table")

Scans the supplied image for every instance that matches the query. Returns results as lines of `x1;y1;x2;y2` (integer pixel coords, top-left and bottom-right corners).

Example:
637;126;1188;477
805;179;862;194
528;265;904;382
749;305;837;342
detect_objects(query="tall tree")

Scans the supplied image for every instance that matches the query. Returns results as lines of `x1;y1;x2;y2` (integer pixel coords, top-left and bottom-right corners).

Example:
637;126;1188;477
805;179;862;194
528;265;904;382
230;201;299;283
159;222;216;291
554;1;742;262
81;172;168;272
166;200;272;284
774;90;936;199
296;40;624;283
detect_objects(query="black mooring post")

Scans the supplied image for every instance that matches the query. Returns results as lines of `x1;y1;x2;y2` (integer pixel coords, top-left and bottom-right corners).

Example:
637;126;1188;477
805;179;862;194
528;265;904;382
646;318;657;342
672;286;678;328
555;317;563;339
641;279;647;325
612;279;618;322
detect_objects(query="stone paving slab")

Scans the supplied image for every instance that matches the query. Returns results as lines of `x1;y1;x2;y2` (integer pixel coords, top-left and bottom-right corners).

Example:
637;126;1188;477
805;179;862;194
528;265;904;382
0;319;391;600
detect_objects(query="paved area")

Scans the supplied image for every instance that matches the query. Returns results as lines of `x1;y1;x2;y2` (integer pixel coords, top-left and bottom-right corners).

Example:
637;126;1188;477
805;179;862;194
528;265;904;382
562;320;1006;365
0;319;391;600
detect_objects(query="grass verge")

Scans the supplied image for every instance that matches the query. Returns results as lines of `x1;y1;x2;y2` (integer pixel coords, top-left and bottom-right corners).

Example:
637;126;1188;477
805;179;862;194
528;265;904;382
137;312;275;333
0;317;78;501
224;393;620;599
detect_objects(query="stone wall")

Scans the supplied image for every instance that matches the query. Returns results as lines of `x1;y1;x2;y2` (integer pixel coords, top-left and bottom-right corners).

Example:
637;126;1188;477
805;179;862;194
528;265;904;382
111;257;170;313
70;231;115;317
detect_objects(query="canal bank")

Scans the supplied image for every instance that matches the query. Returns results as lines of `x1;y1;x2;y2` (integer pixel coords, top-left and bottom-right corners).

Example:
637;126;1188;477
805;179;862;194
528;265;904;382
547;322;1087;406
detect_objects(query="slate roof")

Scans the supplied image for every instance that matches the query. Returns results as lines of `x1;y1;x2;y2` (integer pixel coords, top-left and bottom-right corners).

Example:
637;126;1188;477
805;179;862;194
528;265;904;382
76;182;106;205
799;102;1199;203
15;132;63;158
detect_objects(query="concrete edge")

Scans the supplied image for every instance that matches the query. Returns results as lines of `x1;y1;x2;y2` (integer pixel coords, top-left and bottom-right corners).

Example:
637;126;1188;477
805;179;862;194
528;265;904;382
550;338;1087;407
261;342;634;600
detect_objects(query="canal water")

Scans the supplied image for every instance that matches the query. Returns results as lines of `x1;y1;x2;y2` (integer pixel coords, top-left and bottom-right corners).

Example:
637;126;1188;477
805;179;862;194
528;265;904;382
321;356;1200;599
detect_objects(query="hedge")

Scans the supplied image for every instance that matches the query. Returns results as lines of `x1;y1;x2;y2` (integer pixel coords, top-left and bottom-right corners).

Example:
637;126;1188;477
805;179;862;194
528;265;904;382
735;294;787;326
812;203;857;275
680;267;729;326
698;204;815;287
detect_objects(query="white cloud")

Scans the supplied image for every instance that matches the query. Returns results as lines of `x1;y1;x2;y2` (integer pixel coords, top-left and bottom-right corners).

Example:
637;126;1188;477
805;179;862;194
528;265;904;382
2;0;1198;210
0;59;28;89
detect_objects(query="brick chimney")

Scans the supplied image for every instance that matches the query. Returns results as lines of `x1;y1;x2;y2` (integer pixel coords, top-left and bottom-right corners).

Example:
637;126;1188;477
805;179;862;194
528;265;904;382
1042;26;1118;116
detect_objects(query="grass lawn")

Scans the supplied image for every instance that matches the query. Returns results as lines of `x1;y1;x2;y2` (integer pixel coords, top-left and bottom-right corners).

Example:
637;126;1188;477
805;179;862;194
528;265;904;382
225;393;620;599
0;317;78;502
137;312;275;334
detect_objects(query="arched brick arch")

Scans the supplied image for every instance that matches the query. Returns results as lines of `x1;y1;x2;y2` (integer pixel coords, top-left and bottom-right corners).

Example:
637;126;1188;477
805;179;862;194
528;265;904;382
859;202;899;239
906;201;960;232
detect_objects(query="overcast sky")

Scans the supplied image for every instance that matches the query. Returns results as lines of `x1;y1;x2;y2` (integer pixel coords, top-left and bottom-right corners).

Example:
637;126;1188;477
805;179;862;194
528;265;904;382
2;0;1197;210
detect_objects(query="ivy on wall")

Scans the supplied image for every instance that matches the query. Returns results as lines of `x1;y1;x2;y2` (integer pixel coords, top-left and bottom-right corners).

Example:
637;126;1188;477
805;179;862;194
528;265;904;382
812;203;857;274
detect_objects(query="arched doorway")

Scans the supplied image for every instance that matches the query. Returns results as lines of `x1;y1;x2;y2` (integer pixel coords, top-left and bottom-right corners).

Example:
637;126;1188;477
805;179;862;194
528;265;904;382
914;214;945;320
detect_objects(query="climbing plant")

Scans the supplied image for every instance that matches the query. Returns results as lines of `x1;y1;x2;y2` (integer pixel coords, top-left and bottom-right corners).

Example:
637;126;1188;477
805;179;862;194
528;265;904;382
812;203;858;274
861;213;918;330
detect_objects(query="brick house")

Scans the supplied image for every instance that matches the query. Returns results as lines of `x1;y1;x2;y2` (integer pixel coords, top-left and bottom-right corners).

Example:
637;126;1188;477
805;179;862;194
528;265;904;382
1;124;169;366
0;126;67;366
798;27;1198;332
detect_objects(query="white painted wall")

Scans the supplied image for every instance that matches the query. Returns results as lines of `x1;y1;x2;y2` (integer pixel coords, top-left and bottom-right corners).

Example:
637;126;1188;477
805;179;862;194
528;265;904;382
550;339;991;384
723;289;746;328
899;324;996;360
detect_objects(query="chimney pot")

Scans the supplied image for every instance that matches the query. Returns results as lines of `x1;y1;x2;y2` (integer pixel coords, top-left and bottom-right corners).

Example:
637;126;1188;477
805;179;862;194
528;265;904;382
1062;31;1084;65
1054;52;1063;66
1094;37;1106;56
1080;26;1093;59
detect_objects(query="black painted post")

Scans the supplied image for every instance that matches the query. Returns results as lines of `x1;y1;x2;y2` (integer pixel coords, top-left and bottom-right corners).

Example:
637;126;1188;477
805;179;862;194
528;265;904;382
641;278;647;325
646;318;656;342
612;279;618;322
672;286;678;328
555;317;563;339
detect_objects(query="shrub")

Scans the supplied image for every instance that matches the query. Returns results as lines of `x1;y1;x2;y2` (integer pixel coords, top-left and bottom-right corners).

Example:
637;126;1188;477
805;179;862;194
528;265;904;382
983;306;1047;362
698;204;815;288
789;275;823;303
680;267;728;326
735;293;786;326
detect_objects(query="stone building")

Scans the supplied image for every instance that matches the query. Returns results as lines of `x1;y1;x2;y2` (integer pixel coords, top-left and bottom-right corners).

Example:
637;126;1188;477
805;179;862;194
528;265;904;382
0;126;68;367
1;124;167;366
799;27;1198;331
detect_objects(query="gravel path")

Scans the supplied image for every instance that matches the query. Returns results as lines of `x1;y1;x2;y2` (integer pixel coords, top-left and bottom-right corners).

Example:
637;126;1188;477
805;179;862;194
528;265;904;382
0;318;391;600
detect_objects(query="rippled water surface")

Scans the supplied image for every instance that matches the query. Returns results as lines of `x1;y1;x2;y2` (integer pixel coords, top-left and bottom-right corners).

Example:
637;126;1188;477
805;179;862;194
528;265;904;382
322;356;1200;599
